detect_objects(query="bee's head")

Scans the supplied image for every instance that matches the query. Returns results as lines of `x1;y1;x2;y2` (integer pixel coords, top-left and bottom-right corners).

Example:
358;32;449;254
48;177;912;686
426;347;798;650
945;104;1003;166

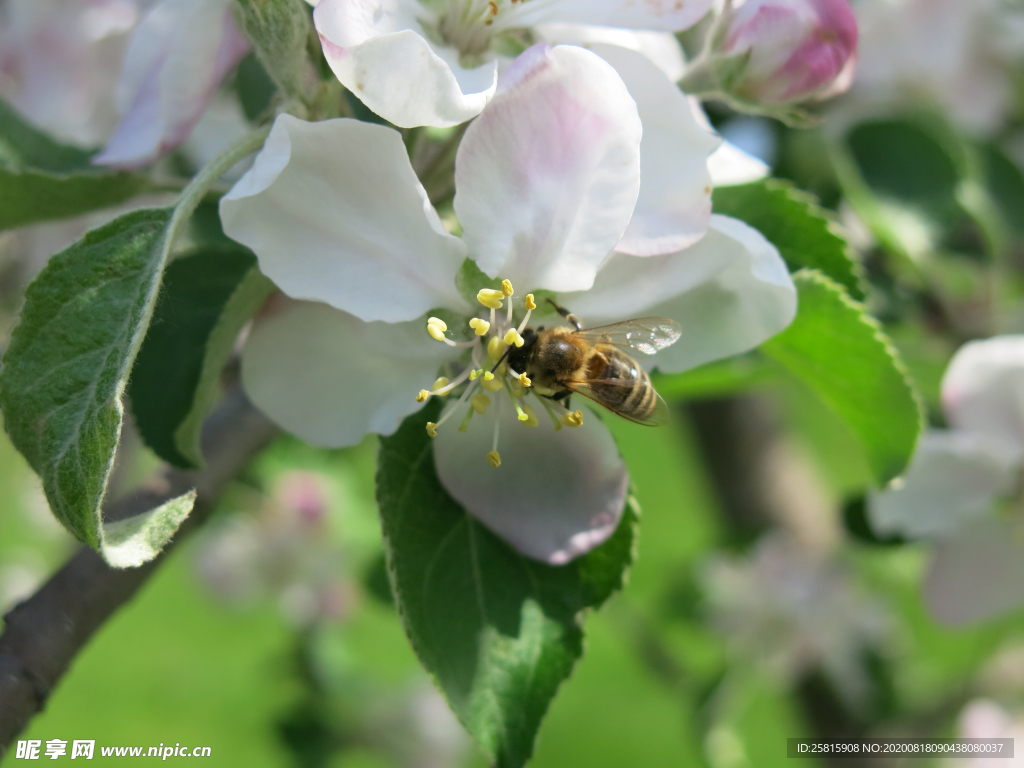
506;328;537;373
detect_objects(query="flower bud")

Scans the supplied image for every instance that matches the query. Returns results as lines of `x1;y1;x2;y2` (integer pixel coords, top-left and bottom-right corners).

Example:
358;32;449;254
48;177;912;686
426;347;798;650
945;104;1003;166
719;0;857;105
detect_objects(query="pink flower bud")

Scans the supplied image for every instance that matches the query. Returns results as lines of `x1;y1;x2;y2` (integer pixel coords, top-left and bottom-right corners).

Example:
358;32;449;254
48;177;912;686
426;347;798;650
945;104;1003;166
722;0;857;105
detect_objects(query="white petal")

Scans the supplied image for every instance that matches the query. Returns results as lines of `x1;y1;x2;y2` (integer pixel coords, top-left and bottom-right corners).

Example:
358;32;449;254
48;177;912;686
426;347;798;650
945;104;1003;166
708;141;771;186
455;44;641;292
924;519;1024;626
590;43;717;257
220;115;468;323
941;335;1024;458
867;430;1019;539
93;0;248;168
512;0;714;33
314;0;496;128
241;297;462;447
562;215;796;372
434;401;629;564
534;24;686;80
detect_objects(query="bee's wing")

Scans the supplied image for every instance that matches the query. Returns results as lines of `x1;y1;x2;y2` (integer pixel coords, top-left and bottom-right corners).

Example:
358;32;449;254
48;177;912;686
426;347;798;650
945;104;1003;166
572;318;682;356
563;378;671;427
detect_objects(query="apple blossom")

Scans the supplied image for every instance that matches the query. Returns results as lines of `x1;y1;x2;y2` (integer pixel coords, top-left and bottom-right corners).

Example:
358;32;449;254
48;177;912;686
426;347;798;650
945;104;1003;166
92;0;249;169
312;0;716;128
868;336;1024;625
220;44;796;564
0;0;139;145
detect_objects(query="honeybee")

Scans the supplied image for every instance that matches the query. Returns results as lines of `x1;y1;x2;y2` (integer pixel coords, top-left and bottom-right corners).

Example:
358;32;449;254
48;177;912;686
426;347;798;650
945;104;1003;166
505;301;682;426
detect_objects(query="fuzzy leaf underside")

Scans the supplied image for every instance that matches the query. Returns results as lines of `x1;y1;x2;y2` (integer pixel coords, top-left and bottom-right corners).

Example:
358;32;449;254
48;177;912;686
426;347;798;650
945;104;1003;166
376;401;638;768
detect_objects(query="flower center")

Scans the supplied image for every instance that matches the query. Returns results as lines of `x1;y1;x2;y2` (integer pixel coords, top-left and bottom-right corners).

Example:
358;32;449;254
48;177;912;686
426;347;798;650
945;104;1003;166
424;0;536;60
417;278;584;468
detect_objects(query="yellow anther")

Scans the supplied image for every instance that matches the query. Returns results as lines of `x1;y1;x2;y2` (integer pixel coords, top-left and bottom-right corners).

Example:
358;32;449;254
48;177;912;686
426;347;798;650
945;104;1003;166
486;450;501;468
469;368;482;381
471;393;491;413
487;336;507;361
501;279;514;297
560;410;584;427
477;288;504;310
483;371;494;380
482;377;503;392
504;328;525;347
525;293;536;310
518;372;531;387
426;316;447;341
469;317;490;336
426;422;438;438
432;377;450;391
416;389;430;403
520;405;538;427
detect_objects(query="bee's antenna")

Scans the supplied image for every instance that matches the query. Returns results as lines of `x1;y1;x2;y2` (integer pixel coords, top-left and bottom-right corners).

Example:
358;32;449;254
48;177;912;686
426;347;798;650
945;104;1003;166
490;346;511;374
545;298;581;331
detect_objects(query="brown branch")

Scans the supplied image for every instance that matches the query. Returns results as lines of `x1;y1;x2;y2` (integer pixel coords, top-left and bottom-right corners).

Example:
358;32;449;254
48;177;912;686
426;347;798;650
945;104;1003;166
0;389;278;754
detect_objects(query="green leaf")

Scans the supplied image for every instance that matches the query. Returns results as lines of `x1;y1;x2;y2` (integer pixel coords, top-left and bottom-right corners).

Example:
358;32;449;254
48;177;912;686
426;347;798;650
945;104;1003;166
101;490;197;569
0;126;271;563
713;179;865;299
376;401;638;768
761;269;924;485
0;209;181;549
129;246;274;469
0;99;148;231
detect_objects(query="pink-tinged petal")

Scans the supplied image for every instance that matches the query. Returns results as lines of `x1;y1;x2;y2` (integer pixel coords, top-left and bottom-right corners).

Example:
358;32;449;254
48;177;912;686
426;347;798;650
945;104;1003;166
455;44;641;292
561;215;796;372
93;0;248;169
924;519;1024;626
867;430;1019;539
220;115;468;323
591;43;717;256
534;24;686;80
242;297;462;447
314;0;496;128
433;401;629;564
512;0;715;33
942;335;1024;458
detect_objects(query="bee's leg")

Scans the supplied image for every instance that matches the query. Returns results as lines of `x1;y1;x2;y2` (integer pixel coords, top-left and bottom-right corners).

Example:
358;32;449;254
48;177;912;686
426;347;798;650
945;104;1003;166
552;390;572;410
544;298;582;331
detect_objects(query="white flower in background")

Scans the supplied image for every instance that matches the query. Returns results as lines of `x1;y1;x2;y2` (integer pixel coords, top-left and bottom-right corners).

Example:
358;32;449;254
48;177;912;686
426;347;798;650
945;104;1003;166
950;699;1024;768
220;44;795;564
312;0;715;127
195;471;357;627
0;0;140;145
702;535;891;708
841;0;1024;136
869;336;1024;626
92;0;249;169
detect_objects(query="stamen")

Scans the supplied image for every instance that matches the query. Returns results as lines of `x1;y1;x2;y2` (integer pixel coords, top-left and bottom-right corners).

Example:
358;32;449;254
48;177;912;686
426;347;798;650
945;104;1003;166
486;450;501;468
520;404;538;427
504;328;525;347
501;278;514;297
537;397;563;430
469;368;483;380
432;376;450;391
471;392;491;413
426;422;438;437
426;316;447;341
482;372;503;392
469;317;490;336
487;336;507;361
560;409;584;427
477;288;504;310
518;372;531;387
524;293;536;310
416;390;430;403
